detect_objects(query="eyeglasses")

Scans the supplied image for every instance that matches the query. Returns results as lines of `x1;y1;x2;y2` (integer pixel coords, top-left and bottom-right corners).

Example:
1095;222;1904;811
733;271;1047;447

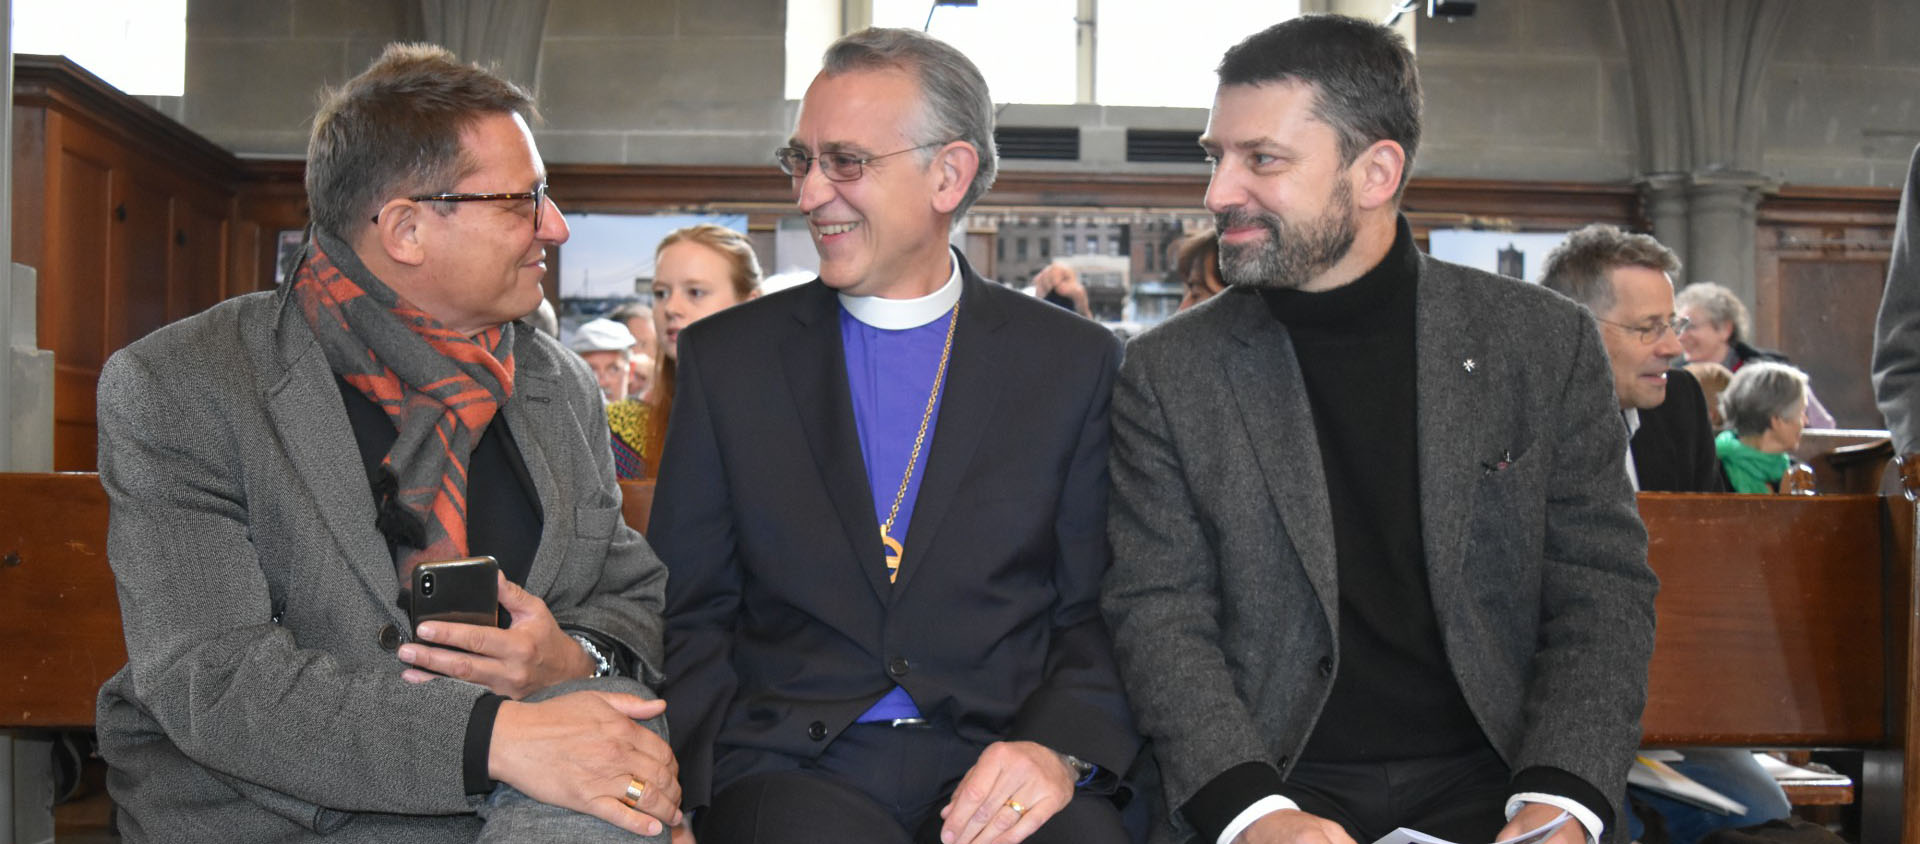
373;182;550;229
1596;314;1691;345
774;143;949;182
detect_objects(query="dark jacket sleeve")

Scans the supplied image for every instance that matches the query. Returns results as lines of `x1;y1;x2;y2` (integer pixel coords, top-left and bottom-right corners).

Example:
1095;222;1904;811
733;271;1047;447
1876;142;1920;454
650;335;742;812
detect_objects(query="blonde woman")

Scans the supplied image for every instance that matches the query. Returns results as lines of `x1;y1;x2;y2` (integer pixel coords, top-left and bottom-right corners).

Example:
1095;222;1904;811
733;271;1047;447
642;224;763;468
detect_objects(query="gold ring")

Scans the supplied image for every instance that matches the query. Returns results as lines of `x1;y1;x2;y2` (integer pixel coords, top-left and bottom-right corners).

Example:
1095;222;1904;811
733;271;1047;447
622;778;647;807
1005;799;1027;816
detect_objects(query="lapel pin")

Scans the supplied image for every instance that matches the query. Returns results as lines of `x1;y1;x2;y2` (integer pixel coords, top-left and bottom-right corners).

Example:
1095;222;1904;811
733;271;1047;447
1463;358;1477;373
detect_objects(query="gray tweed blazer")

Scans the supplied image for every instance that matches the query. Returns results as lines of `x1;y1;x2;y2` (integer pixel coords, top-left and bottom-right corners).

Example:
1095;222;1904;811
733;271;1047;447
1102;254;1658;843
93;286;667;842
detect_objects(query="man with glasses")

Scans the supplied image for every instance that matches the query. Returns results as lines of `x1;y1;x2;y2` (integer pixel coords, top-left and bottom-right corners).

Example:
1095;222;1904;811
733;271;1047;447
94;44;678;842
649;26;1138;844
1540;224;1726;493
1102;16;1655;844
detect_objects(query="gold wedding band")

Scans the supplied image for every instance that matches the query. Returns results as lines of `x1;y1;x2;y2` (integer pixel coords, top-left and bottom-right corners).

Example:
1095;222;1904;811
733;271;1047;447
1005;799;1028;817
622;778;648;807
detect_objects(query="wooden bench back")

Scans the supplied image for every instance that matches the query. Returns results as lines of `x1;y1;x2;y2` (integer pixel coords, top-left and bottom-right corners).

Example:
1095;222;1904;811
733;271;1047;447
1637;492;1910;746
0;474;655;729
0;473;119;728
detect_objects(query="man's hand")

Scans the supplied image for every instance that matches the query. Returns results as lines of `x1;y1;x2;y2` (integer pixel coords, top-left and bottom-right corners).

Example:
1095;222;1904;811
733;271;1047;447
489;690;682;836
398;572;595;698
1234;809;1358;844
1496;802;1585;844
937;740;1075;844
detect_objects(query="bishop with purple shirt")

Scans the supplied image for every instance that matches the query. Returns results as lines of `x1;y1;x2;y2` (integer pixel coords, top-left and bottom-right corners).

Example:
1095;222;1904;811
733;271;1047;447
649;244;1138;843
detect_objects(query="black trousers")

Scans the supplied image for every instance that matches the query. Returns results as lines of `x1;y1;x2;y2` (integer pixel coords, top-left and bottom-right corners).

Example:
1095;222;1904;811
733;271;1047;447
697;722;1128;844
1281;745;1514;843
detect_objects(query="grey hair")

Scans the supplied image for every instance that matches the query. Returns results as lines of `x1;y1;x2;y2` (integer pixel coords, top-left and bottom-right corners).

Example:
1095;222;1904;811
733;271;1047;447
821;27;998;221
1675;282;1750;344
1538;224;1680;314
1720;361;1809;437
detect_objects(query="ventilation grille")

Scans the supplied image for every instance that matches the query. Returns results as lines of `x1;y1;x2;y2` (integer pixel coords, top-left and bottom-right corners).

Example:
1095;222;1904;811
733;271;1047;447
1127;129;1206;164
995;127;1079;160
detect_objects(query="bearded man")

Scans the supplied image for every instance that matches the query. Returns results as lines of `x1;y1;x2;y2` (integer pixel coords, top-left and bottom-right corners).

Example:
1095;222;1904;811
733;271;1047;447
1099;15;1657;844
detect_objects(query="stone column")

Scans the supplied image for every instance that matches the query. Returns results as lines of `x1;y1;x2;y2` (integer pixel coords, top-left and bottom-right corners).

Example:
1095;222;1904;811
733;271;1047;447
1686;173;1772;302
419;0;551;90
1613;0;1789;306
1639;172;1690;281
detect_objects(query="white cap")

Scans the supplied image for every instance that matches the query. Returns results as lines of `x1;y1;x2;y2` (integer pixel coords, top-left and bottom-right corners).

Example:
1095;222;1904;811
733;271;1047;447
568;318;637;353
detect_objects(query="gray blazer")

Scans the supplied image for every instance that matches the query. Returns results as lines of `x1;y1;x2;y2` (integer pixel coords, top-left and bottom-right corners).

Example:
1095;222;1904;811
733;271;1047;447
94;288;667;842
1102;256;1657;843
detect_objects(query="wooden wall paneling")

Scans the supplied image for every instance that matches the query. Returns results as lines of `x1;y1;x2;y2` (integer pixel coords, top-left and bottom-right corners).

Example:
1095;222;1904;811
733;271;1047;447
171;190;234;320
45;115;115;470
14;56;250;469
1756;187;1898;431
116;166;176;349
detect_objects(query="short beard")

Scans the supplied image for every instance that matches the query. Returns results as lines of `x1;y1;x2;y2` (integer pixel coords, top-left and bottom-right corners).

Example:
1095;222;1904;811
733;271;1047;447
1216;177;1357;291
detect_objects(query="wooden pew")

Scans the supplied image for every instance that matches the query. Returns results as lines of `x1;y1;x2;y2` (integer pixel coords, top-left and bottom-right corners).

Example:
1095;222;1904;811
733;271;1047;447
1637;492;1920;839
3;475;1919;839
0;474;655;729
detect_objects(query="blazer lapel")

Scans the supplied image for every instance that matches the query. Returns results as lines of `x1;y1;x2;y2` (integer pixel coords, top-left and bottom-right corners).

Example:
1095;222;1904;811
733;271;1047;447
502;332;567;597
1220;293;1339;624
1413;257;1496;594
891;270;1006;595
263;293;406;624
781;284;893;600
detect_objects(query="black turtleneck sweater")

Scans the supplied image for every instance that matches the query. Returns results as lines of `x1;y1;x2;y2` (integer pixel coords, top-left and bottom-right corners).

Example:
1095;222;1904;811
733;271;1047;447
1263;218;1483;764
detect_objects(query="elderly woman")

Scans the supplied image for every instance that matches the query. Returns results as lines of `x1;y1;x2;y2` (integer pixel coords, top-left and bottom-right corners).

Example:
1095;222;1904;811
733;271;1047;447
1716;362;1811;493
1676;282;1835;427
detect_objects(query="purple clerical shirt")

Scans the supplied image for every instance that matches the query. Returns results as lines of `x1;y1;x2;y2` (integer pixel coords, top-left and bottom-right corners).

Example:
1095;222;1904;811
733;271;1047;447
840;302;956;723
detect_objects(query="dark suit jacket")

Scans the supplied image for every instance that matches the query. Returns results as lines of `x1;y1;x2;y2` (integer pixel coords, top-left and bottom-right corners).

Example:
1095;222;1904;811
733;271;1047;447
651;257;1140;809
94;288;666;842
1632;368;1727;493
1103;257;1658;843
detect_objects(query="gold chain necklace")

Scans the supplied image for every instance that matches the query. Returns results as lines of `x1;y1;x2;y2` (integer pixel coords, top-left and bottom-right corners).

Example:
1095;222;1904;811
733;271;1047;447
880;300;959;584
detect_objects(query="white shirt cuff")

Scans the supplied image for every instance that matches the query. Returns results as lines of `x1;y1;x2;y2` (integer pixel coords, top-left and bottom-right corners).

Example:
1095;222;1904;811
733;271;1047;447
1505;793;1603;844
1217;795;1301;844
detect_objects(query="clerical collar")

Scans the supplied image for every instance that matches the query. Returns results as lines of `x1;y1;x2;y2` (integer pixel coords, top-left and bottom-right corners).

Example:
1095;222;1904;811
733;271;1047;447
838;254;962;330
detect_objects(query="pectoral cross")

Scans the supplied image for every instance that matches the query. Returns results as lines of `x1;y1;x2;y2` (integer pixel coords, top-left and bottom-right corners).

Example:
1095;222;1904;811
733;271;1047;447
881;529;904;583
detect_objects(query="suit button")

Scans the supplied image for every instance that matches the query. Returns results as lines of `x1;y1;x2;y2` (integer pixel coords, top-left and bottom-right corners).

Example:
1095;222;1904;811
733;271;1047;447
1316;656;1333;678
1278;754;1291;770
807;721;827;741
378;624;403;651
887;657;911;678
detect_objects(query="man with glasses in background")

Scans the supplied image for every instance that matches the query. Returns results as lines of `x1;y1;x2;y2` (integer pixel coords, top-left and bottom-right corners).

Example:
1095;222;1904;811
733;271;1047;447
649;26;1139;844
94;44;679;842
1540;224;1726;494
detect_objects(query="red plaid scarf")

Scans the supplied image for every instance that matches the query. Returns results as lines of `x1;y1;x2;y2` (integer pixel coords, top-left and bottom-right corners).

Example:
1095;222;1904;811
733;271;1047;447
291;231;516;578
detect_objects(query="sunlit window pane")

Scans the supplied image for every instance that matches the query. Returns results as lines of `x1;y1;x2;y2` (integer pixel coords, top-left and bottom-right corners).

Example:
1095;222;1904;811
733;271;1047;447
14;0;187;97
872;0;1078;105
1095;0;1299;108
786;0;843;100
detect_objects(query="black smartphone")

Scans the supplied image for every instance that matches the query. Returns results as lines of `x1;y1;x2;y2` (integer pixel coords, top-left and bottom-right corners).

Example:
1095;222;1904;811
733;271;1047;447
409;556;501;632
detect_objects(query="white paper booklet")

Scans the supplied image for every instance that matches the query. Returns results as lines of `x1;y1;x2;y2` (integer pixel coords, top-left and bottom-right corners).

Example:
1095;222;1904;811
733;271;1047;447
1371;809;1572;844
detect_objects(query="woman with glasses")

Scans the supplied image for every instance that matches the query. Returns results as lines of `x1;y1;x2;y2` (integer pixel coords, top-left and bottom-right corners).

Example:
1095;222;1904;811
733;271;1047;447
1715;362;1814;493
643;224;763;472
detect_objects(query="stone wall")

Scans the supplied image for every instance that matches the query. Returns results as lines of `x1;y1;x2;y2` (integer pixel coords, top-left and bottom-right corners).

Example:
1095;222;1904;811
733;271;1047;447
1414;0;1920;189
173;0;1920;188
